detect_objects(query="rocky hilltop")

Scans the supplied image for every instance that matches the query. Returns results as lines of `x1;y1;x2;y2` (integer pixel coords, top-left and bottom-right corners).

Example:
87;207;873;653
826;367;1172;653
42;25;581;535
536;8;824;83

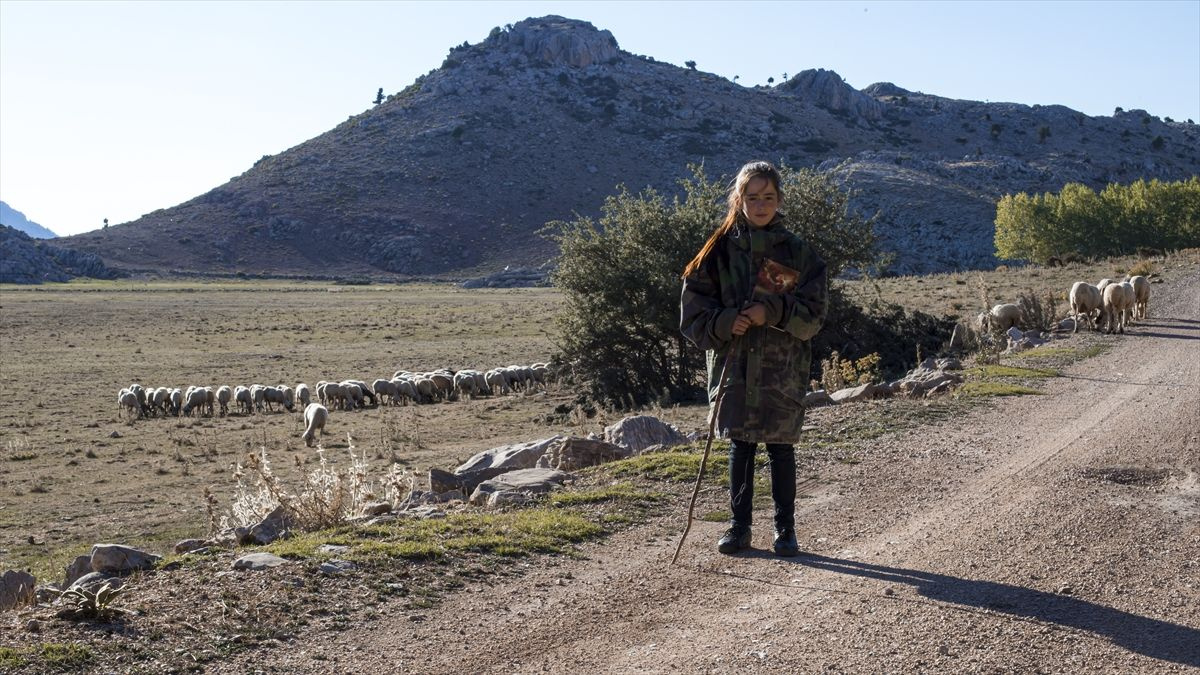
52;16;1200;278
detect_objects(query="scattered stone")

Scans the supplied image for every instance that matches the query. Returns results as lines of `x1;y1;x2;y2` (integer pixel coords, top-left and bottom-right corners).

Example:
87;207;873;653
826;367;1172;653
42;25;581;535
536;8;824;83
232;553;289;571
1057;584;1074;595
538;436;630;471
69;572;120;594
174;539;207;554
0;570;36;611
361;501;392;517
35;584;61;604
317;544;350;555
63;554;91;588
90;544;160;574
25;618;41;632
455;436;565;475
802;390;834;408
603;416;687;454
108;431;121;439
469;468;571;506
429;467;464;494
830;382;878;404
247;505;294;545
487;491;536;508
319;560;357;575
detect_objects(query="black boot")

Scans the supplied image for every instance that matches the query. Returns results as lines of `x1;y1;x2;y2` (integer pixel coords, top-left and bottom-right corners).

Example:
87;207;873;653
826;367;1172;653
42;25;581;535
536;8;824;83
773;528;800;557
718;526;752;554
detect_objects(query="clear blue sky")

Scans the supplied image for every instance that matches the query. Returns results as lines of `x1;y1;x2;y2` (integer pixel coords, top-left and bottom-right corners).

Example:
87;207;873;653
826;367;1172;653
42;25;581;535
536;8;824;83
2;0;1197;236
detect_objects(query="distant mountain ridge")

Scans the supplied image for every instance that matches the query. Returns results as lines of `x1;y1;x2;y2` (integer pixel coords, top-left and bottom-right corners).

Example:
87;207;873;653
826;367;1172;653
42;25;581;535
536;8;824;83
47;15;1200;279
0;201;57;239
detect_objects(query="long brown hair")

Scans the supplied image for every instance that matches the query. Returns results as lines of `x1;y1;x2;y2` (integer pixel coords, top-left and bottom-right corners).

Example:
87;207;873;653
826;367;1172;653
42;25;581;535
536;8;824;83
681;160;784;279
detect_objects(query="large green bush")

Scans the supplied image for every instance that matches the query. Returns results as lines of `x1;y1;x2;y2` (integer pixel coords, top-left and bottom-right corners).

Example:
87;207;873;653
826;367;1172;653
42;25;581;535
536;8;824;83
994;177;1200;263
545;163;881;408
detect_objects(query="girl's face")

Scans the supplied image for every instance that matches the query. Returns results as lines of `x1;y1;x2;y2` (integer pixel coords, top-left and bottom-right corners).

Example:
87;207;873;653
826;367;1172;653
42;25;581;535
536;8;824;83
742;176;779;228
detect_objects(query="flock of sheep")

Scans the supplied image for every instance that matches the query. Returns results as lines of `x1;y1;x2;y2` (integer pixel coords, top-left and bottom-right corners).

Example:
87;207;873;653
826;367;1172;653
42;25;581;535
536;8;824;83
979;274;1151;335
114;363;551;446
1066;275;1151;334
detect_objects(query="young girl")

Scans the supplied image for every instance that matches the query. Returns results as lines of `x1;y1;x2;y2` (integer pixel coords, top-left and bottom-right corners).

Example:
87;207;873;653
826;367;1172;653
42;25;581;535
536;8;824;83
679;160;828;556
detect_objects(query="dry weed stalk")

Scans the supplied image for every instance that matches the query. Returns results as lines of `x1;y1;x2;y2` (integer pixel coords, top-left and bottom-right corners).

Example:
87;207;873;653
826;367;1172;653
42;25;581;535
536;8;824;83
218;434;414;532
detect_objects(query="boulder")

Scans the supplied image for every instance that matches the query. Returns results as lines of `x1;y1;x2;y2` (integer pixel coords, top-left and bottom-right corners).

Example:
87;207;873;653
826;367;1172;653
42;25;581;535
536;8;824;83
319;560;357;575
63;554;92;588
829;382;879;404
538;437;630;471
174;539;207;555
361;501;392;517
468;468;571;506
948;323;966;352
232;553;289;571
455;436;565;475
0;570;36;611
802;390;834;408
90;544;160;574
487;491;536;508
603;416;687;453
68;572;120;594
247;505;294;545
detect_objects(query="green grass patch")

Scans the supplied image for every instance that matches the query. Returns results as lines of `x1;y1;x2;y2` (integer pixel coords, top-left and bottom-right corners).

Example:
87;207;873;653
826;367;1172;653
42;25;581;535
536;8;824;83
0;647;27;670
967;364;1058;378
546;483;666;506
599;445;729;484
700;510;730;522
957;381;1043;397
40;643;94;668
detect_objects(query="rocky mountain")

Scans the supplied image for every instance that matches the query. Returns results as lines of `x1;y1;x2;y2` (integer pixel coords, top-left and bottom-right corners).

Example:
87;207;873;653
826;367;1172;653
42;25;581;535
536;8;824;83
0;201;57;239
50;16;1200;279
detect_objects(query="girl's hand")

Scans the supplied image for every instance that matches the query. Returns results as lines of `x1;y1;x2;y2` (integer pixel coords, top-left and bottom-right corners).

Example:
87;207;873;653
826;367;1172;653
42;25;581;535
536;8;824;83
731;303;766;335
740;303;767;326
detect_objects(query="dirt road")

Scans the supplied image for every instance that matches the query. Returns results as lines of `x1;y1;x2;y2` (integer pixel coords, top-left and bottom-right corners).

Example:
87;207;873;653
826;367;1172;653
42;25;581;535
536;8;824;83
225;268;1200;673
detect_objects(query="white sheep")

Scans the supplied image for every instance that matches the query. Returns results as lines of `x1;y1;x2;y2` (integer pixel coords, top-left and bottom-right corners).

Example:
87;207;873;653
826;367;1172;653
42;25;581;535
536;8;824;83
1100;282;1135;334
262;386;290;412
117;389;141;419
234;385;253;415
372;378;400;405
296;383;311;408
280;385;296;411
301;403;329;447
249;384;266;413
990;304;1022;332
1068;282;1103;333
393;378;417;405
453;371;478;400
342;380;376;407
169;388;183;416
1128;275;1151;320
181;387;209;417
1097;278;1114;293
339;381;365;409
484;369;508;396
216;385;232;416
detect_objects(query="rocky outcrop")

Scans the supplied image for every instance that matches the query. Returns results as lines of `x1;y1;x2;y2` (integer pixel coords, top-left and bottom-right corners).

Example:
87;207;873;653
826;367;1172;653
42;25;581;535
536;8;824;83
780;69;885;120
0;224;123;284
603;415;688;454
485;16;619;67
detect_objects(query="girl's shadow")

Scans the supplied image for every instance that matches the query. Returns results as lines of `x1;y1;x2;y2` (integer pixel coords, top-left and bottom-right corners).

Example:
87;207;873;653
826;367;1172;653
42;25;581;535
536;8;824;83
788;554;1200;667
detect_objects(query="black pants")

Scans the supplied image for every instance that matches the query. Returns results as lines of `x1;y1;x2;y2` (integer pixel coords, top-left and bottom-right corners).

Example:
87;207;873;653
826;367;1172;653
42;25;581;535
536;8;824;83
729;439;796;531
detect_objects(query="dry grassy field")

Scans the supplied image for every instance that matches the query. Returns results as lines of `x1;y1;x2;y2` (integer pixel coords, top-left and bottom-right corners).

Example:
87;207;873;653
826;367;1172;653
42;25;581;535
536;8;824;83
1;251;1195;583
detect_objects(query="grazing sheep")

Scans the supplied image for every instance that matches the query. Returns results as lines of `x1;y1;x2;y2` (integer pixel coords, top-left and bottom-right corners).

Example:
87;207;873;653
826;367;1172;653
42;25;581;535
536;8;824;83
250;384;266;413
296;383;311;408
1068;282;1103;333
393;378;417;405
262;386;291;412
146;387;169;416
234;385;253;415
339;381;365;409
342;380;376;407
453;371;478;400
471;371;490;395
484;369;509;395
1100;282;1135;334
372;379;400;405
428;372;454;401
1128;275;1151;320
118;389;142;419
1097;278;1114;293
301;403;329;447
988;304;1022;332
169;388;183;416
216;386;232;416
280;385;296;411
181;387;209;417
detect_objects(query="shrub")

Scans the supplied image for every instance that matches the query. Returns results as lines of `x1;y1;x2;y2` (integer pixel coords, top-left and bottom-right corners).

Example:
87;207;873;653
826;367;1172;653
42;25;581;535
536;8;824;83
1017;288;1058;332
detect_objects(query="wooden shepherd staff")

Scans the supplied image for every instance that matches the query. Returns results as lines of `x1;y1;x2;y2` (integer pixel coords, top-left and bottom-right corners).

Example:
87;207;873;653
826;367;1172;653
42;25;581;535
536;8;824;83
671;335;740;565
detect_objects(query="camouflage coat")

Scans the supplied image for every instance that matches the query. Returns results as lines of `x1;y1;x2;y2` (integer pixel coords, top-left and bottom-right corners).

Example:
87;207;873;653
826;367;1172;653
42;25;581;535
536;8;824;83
679;215;828;443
